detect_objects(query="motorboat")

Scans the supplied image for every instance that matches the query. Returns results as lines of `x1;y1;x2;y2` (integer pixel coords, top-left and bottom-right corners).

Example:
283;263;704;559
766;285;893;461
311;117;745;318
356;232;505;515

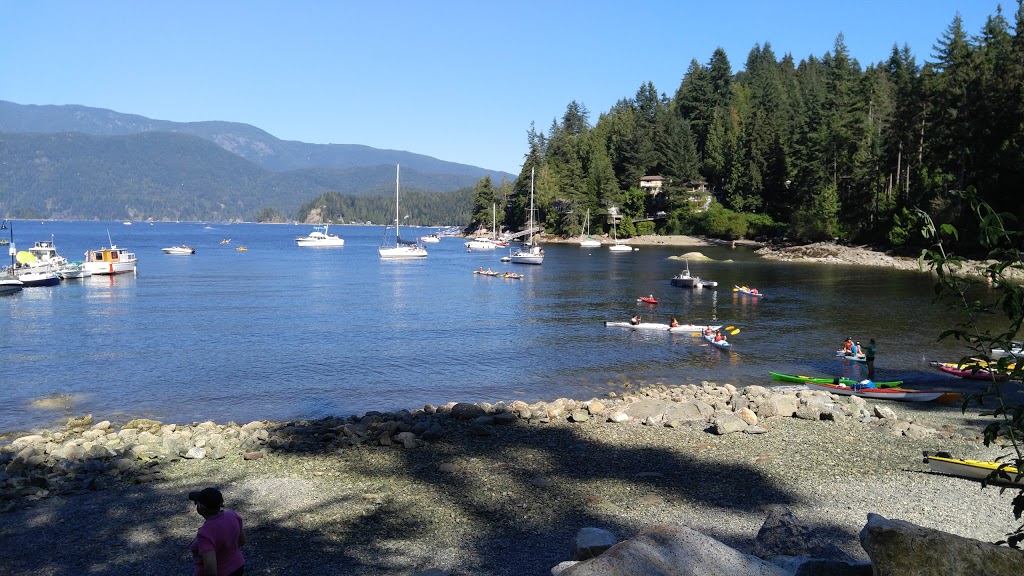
421;233;441;244
465;204;501;251
18;269;61;287
56;261;91;279
0;276;24;295
510;168;544;265
84;239;137;276
162;245;196;255
379;165;428;259
670;261;717;288
295;224;344;247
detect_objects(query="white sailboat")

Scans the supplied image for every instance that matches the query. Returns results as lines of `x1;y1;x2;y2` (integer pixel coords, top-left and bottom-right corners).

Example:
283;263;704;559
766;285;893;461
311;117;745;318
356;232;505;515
608;218;633;252
579;208;601;247
379;165;428;259
510;168;544;265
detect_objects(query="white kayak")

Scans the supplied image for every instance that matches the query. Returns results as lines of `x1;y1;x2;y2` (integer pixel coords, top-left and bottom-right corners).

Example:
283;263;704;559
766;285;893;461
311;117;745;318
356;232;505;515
704;334;732;349
605;322;722;332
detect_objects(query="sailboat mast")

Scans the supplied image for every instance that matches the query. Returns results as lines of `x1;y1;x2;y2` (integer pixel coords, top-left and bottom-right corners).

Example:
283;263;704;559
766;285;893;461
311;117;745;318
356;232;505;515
395;164;401;240
529;167;535;244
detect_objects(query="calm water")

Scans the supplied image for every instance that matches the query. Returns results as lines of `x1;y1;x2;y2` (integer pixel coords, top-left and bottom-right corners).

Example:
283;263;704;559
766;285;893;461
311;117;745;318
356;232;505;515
0;220;976;434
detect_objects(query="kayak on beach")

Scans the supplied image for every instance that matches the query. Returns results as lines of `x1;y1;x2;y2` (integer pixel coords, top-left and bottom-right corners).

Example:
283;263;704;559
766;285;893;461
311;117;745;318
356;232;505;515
931;360;1011;381
803;381;959;402
923;451;1024;486
769;371;902;389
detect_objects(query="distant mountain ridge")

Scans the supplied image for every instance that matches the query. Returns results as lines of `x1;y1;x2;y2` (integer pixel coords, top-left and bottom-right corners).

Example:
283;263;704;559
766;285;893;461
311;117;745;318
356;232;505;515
0;100;513;221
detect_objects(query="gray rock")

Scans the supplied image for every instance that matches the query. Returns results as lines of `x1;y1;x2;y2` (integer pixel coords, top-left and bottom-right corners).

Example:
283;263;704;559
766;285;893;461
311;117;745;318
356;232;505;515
573;527;618;560
663;401;708;422
712;415;748;435
561;524;789;576
184;446;207;459
771;556;872;575
552;561;580;575
607;412;629;423
744;425;769;434
450;402;487;419
860;513;1024;575
873;405;897;420
758;394;799;419
753;506;854;562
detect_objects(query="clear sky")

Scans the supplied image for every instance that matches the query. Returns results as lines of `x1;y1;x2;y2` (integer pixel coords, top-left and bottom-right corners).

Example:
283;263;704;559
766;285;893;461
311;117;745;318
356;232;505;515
1;1;1011;175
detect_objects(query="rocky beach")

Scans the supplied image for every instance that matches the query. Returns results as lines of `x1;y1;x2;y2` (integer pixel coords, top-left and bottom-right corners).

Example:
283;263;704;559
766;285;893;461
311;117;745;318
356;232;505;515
2;240;1022;575
1;378;1022;575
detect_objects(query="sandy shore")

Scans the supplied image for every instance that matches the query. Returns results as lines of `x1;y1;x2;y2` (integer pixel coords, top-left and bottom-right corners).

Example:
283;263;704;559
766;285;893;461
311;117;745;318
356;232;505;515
1;382;1021;576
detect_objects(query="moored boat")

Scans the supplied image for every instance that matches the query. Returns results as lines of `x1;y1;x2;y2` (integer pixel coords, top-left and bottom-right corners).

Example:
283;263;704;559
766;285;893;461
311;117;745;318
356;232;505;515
637;296;658;304
84;243;137;275
0;276;24;295
379;165;428;259
56;261;91;279
18;269;61;287
922;451;1023;486
295;224;344;247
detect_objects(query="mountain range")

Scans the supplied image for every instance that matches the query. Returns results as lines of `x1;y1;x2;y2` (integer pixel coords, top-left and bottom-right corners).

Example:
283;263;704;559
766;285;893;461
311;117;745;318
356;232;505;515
0;100;514;221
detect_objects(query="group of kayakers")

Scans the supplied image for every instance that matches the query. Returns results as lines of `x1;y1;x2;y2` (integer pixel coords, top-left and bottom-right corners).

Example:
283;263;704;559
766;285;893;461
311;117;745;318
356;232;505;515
841;336;877;378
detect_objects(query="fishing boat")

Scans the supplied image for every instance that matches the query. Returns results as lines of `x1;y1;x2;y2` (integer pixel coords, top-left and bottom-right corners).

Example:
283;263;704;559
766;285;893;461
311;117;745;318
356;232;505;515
769;371;903;388
295;224;344;247
379;165;428;259
931;360;1011;381
83;233;137;276
510;168;544;265
579;209;601;248
162;245;196;255
804;381;956;402
734;285;763;297
922;451;1023;486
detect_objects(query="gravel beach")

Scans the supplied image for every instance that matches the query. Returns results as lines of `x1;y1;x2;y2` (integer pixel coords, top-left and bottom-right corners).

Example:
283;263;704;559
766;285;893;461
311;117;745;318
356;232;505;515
1;380;1022;576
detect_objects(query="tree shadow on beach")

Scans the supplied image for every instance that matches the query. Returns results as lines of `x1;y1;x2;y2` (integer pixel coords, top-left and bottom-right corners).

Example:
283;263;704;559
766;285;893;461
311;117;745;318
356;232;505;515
0;413;866;576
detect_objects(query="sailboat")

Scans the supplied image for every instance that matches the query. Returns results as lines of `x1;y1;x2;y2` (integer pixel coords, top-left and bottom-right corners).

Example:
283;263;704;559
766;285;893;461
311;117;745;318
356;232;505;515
378;165;428;259
608;217;632;252
510;168;544;265
579;208;601;248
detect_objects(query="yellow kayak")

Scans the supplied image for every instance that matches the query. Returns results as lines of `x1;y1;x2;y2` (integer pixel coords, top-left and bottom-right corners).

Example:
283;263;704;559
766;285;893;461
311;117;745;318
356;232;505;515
923;451;1022;486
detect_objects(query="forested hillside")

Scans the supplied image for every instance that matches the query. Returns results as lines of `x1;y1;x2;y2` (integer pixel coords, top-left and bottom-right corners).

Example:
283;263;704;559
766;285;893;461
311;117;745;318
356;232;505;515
0;131;483;221
485;4;1024;248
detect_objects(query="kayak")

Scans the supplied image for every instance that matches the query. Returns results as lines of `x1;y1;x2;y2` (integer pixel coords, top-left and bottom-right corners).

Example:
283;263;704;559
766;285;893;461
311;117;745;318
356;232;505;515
923;451;1023;486
605;321;722;333
836;351;867;363
704;334;731;349
637;296;658;304
804;381;957;402
931;361;1010;381
769;371;903;389
734;285;764;297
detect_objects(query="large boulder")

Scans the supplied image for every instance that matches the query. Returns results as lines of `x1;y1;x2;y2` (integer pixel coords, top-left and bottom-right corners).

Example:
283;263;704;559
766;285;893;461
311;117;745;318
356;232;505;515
560;524;789;576
753;506;854;562
859;513;1024;575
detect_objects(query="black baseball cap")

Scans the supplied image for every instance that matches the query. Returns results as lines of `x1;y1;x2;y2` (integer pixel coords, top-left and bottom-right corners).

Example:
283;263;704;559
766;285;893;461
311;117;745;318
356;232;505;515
188;487;224;508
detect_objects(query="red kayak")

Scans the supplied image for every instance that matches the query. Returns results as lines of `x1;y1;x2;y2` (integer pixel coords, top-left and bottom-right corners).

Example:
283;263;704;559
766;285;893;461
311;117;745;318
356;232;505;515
637;296;658;304
931;361;1010;381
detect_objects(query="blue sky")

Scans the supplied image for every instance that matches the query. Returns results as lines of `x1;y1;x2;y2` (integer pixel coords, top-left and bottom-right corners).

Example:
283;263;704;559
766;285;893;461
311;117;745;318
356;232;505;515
1;1;1010;175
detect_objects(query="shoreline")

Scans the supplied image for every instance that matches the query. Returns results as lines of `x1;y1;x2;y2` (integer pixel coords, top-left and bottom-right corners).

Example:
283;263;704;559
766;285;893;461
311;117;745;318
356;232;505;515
1;381;1021;575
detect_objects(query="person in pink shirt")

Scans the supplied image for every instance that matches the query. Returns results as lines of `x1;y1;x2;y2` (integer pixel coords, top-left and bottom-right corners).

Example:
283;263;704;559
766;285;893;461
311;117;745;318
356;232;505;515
189;487;246;576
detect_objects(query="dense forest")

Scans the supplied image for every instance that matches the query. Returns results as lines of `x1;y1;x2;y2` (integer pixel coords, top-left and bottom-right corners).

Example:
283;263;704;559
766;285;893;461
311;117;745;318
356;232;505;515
470;3;1024;249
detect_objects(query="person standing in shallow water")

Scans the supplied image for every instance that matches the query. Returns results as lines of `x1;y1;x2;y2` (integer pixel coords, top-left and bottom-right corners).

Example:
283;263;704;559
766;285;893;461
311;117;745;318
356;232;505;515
865;338;877;380
189;487;246;576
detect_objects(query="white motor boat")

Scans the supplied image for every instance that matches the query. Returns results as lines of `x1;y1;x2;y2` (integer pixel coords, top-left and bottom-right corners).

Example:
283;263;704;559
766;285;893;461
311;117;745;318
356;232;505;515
465;238;498;251
421;233;441;244
56;261;91;279
0;276;24;295
18;269;61;287
670;261;716;288
162;245;196;255
84;239;137;275
379;165;428;259
295;224;344;247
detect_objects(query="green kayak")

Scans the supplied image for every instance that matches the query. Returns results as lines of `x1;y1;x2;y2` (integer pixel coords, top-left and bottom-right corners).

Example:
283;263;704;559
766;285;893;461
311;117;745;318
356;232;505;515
769;371;902;389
